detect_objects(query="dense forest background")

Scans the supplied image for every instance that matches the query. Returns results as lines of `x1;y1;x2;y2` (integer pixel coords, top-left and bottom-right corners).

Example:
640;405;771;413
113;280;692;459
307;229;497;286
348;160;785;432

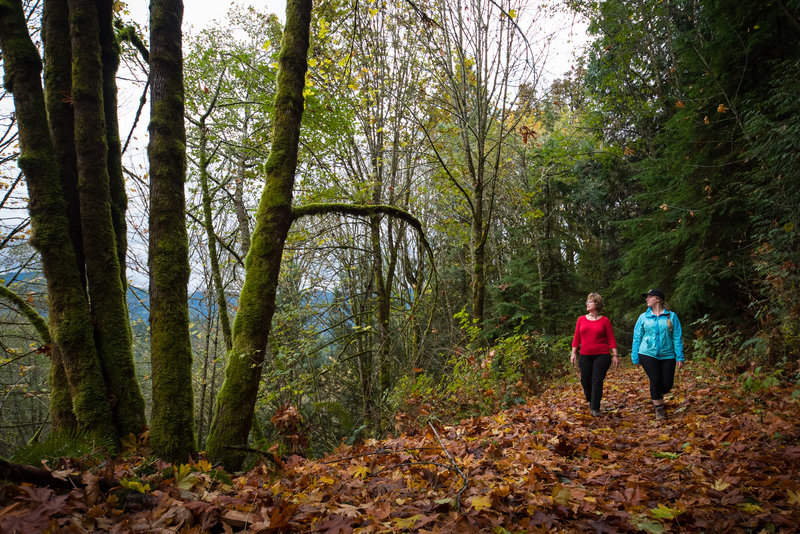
0;0;798;468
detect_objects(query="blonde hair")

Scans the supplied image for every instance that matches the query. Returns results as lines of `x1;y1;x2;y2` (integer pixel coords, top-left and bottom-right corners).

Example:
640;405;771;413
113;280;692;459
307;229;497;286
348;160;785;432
653;296;673;329
587;292;604;312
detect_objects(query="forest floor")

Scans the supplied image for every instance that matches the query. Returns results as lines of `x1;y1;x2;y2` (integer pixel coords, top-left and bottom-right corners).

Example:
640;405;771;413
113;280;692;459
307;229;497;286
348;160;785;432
1;363;800;533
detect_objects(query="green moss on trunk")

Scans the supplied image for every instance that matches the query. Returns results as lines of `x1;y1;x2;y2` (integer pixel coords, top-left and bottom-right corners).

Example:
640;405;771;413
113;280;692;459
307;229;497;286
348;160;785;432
42;0;82;428
42;0;83;430
68;0;146;439
206;0;312;472
49;347;78;431
0;0;117;446
43;0;85;291
98;0;129;293
147;0;196;464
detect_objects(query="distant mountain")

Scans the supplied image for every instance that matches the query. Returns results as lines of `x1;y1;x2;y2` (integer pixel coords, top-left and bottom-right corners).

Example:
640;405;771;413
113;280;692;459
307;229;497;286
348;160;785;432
127;285;237;324
4;273;338;330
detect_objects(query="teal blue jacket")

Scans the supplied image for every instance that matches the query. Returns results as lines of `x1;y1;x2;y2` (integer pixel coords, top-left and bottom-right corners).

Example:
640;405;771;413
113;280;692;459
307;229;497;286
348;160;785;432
631;308;684;364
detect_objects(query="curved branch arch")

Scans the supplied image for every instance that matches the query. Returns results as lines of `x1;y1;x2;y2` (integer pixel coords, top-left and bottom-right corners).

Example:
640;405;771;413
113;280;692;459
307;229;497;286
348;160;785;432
291;202;435;270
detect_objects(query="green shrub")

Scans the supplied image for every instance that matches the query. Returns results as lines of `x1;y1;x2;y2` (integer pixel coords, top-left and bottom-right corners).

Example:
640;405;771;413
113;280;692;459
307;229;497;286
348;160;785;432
387;326;573;431
738;366;782;393
10;429;113;467
690;315;770;371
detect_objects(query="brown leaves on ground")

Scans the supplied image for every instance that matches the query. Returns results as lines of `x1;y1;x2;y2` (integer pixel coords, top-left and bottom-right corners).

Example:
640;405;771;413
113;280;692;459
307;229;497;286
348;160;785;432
2;364;800;533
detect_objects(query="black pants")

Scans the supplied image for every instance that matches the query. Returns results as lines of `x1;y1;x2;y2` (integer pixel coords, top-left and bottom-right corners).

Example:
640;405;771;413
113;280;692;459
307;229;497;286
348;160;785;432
578;354;612;411
639;354;677;401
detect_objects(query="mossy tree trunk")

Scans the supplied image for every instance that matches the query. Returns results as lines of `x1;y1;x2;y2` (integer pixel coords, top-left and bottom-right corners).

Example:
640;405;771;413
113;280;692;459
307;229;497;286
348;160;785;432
2;0;148;446
43;0;83;287
195;294;216;448
0;0;118;445
148;0;196;463
68;0;146;440
203;0;435;471
206;0;312;471
98;0;129;293
42;0;81;431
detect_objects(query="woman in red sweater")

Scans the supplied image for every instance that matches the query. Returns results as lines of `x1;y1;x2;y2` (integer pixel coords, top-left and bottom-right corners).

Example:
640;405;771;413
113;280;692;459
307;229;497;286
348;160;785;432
570;293;619;416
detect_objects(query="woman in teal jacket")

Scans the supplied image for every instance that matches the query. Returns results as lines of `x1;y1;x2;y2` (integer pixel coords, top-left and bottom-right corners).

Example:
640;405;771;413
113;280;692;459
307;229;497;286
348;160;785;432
632;288;684;420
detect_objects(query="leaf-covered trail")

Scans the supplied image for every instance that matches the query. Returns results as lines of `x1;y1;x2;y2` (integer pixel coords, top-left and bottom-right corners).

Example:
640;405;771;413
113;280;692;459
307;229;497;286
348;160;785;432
2;365;799;533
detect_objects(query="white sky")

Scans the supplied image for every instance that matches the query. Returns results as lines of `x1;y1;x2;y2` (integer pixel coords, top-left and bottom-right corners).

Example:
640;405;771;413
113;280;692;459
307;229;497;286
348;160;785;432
125;0;286;29
124;0;586;78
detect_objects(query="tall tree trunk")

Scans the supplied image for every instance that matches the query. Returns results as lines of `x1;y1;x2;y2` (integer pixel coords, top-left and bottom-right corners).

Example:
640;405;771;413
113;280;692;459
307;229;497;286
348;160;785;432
68;0;146;439
42;0;81;431
471;182;485;327
198;116;233;351
367;130;385;426
235;107;252;256
148;0;196;463
98;0;128;292
0;0;117;445
543;175;556;335
43;0;83;287
207;0;312;471
207;329;219;442
533;228;547;335
196;292;215;448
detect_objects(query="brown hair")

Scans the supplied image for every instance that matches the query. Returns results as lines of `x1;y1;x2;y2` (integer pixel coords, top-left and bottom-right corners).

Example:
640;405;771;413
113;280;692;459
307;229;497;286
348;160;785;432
587;292;604;312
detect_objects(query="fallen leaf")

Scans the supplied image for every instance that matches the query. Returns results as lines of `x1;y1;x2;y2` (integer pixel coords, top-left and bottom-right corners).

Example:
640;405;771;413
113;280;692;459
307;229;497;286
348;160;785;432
469;495;493;511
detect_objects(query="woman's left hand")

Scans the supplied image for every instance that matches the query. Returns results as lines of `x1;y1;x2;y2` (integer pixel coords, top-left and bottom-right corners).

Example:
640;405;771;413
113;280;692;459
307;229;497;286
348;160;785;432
612;355;619;368
677;361;684;369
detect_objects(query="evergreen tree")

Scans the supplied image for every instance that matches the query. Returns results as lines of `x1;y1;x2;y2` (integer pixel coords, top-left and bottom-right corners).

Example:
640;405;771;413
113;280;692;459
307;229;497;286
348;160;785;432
576;0;800;357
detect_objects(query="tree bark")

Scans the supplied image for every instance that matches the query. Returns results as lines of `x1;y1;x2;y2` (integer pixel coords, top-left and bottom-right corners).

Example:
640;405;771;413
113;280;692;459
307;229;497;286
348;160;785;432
43;0;83;288
234;109;252;256
148;0;196;463
42;0;81;432
48;346;78;431
196;290;215;448
68;0;146;439
0;0;117;445
206;0;312;471
471;181;485;327
98;0;129;292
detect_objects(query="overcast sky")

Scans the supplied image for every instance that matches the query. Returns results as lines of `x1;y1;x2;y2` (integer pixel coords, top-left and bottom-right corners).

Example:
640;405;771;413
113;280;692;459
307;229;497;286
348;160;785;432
126;0;286;29
117;0;588;169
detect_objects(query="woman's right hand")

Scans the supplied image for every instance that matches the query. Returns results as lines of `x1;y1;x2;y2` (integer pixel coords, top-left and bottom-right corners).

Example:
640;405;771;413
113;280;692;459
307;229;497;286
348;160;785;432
570;353;577;366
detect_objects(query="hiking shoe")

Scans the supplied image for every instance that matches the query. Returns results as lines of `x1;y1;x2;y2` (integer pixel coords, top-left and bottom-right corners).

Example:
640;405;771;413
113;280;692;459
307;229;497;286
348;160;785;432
591;409;601;417
654;405;666;420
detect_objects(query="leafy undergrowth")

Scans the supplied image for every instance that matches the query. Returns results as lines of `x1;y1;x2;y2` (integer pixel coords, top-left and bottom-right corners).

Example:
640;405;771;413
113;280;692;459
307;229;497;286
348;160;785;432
2;364;800;533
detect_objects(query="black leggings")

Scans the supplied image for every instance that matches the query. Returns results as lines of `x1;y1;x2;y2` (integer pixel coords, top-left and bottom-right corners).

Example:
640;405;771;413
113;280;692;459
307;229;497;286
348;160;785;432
578;354;612;411
639;354;677;401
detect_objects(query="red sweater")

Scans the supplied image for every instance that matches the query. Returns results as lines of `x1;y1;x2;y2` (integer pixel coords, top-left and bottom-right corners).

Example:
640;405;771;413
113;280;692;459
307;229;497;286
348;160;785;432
572;316;617;355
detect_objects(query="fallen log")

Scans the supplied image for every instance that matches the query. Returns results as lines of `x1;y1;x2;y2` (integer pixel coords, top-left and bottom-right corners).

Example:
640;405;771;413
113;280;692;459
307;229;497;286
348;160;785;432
0;458;116;492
